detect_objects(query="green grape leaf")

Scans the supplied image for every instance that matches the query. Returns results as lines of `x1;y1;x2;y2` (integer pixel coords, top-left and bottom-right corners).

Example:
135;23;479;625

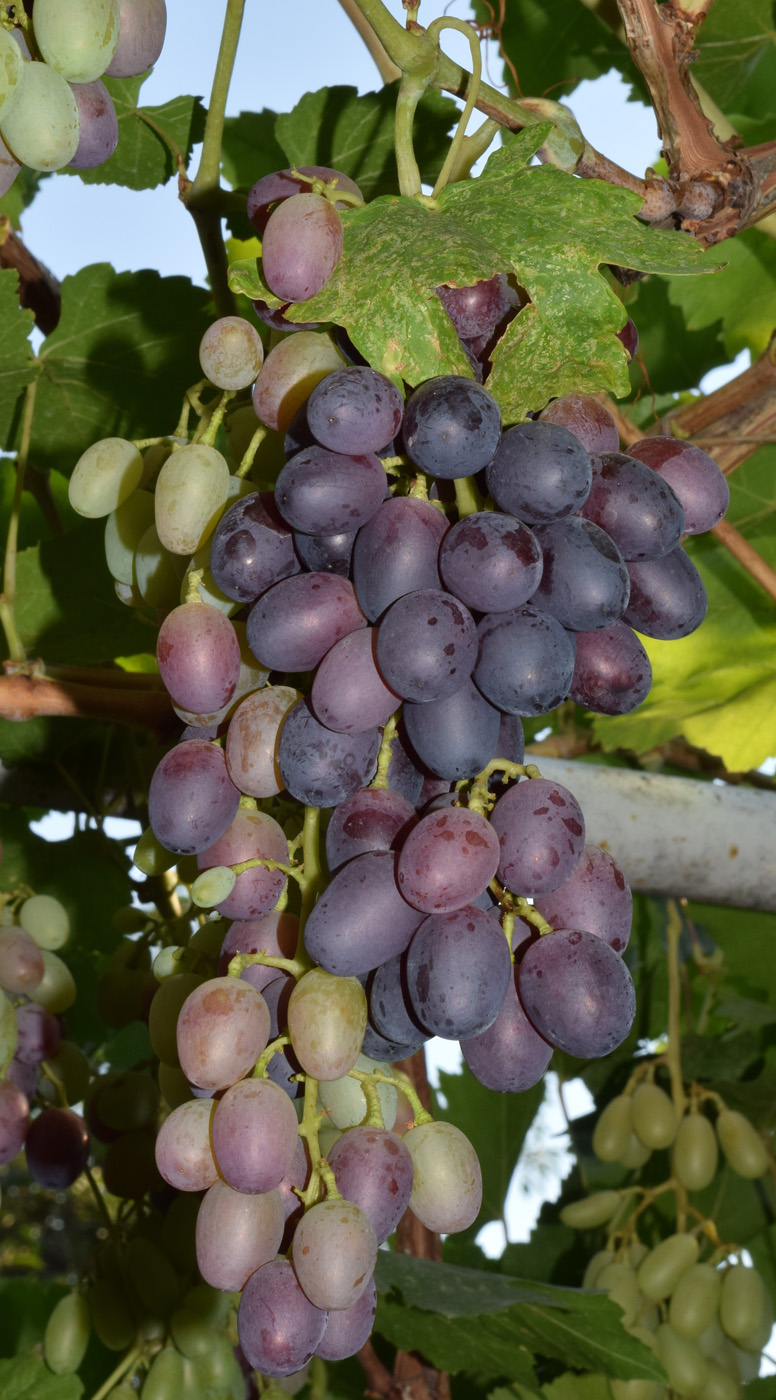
275;83;458;202
69;76;206;190
0;1353;83;1400
541;1377;612;1400
623;274;725;397
437;1066;543;1240
0;264;212;472
665;228;776;360
694;0;776;122
0;166;47;230
13;525;153;664
0;267;36;449
230;132;719;421
375;1254;664;1381
222;108;285;192
0;1279;68;1359
592;444;776;771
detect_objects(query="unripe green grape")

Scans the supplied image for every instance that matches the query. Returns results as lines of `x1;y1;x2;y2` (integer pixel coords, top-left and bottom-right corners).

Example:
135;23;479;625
655;1322;708;1396
0;30;24;122
68;438;144;518
561;1190;623;1230
287;968;367;1080
702;1361;745;1400
609;1380;663;1400
183;1282;234;1327
154;443;230;555
104;490;155;586
20;893;70;952
596;1261;641;1328
170;1306;214;1359
89;1279;134;1351
318;1052;397;1130
404;1120;482;1233
140;438;175;487
158;1061;193;1111
96;1070;159;1133
199;316;265;390
140;1346;185;1400
318;1121;342;1158
673;1112;718;1191
34;0;120;82
593;1094;633;1162
44;1291;91;1374
27;949;76;1013
115;579;144;607
668;1262;722;1338
103;1128;162;1198
630;1081;677;1150
160;1192;200;1273
637;1232;699;1301
188;919;227;960
0;993;18;1071
190;865;237;909
583;1248;614;1289
0;61;80;171
112;906;151;935
152;945;197;982
181;543;240;616
106;1385;136;1400
715;1108;768;1180
133;825;178;876
628;1239;649;1270
719;1264;769;1346
96;965;155;1029
38;1041;90;1106
135;521;185;606
148;972;204;1066
619;1132;652;1169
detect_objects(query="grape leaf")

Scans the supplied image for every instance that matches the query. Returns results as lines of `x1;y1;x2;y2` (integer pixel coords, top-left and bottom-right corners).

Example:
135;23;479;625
0;1279;68;1359
69;76;206;191
665;227;776;360
592;445;776;771
221;109;285;239
693;0;776;122
230;131;719;421
0;1352;83;1399
275;84;458;202
0;267;35;448
0;264;212;472
622;275;726;397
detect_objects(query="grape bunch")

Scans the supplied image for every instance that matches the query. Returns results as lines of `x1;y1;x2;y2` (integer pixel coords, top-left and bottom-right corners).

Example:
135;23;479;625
0;0;167;189
0;884;91;1191
561;1076;773;1399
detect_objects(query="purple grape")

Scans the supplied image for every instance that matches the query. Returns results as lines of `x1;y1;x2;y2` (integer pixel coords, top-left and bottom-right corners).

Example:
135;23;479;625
386;723;425;806
518;928;636;1058
369;953;429;1048
7;1056;37;1100
15;1003;61;1065
361;1018;427;1062
461;966;553;1092
534;845;632;953
486;421;592;524
294;528;355;575
311;627;400;733
265;1042;305;1100
68;79;118;168
304;851;424;978
238;1259;327;1376
473;604;576;717
278;1134;309;1221
531;518;630;631
253;297;321;333
211;1078;299;1193
316;1276;377;1360
402;679;502;782
325;788;417;871
275;446;386;535
247;572;366;672
25;1107;89;1189
196;808;289;920
570;620;652;715
217;911;299;985
209;491;299;604
624;547;707;639
262;193;343;302
627;435;729;535
402;376;501;479
148;741;240;855
538;394;619;454
156;602;240;714
352;496;448;622
155;1099;218;1191
197;1181;285;1291
0;927;44;994
579;451;685;560
176;977;270;1091
490;778;585;896
376;588;477;703
0;1079;30;1162
105;0;167;77
436;274;518;350
306;367;404;454
617;316;639;362
247;166;362;234
277;698;380;807
439;511;543;613
497;712;525;766
328;1127;414;1243
258;972;294;1038
397;808;500;913
406;905;512;1038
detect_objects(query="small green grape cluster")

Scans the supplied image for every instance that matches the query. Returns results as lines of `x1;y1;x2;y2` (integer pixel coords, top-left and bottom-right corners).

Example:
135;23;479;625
561;1076;773;1400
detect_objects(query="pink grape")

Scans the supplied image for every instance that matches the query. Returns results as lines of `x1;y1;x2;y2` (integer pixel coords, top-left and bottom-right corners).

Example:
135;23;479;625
262;192;343;302
156;602;241;715
317;1276;377;1360
397;808;500;913
534;845;633;953
176;977;270;1090
292;1198;377;1310
211;1078;299;1193
0;1079;30;1164
196;808;289;920
196;1180;284;1291
154;1099;218;1191
237;1258;327;1376
217;911;299;988
0;927;44;994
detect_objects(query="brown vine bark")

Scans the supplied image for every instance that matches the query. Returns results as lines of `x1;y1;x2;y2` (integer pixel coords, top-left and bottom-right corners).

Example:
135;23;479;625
0;221;61;334
0;669;175;738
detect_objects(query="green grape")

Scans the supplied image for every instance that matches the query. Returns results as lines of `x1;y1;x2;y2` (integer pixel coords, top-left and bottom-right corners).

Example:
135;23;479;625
0;30;24;122
188;919;227;959
33;0;120;83
152;945;197;982
199;316;265;390
38;1041;90;1106
637;1232;699;1302
133;825;178;876
719;1263;769;1347
655;1322;708;1396
134;521;185;606
630;1081;677;1150
287;968;367;1080
190;865;237;908
104;490;155;586
609;1380;663;1400
126;1236;180;1316
252;330;346;432
181;541;240;617
318;1052;397;1130
673;1112;718;1191
170;1306;214;1359
89;1279;135;1351
619;1132;652;1169
106;1385;136;1400
27;949;76;1013
160;1191;199;1273
593;1094;633;1162
96;965;155;1028
628;1239;649;1270
18;893;70;951
157;1061;193;1111
115;579;144;607
701;1361;744;1399
96;1070;160;1132
596;1261;641;1328
0;993;18;1071
154;443;230;555
715;1108;768;1180
112;906;152;935
668;1262;722;1339
68;438;144;518
318;1120;342;1158
191;1332;241;1391
183;1282;234;1327
102;1128;162;1198
148;971;204;1065
140;1347;186;1400
43;1291;91;1374
582;1248;614;1289
0;61;80;171
560;1190;623;1230
140;439;175;487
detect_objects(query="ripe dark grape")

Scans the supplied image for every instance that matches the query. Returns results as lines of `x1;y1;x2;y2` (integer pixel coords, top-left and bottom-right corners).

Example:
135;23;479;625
403;375;501;478
261;192;343;302
402;678;502;781
328;1127;414;1243
624;547;707;639
303;850;425;977
397;807;499;913
247;166;362;233
534;845;632;952
376;588;477;703
277;698;380;807
579;451;685;560
25;1107;90;1189
316;1278;377;1360
406;905;512;1038
486;420;592;523
246;572;366;672
518;928;636;1058
238;1259;327;1376
616;315;639;362
369;952;429;1048
148;741;240;856
531;517;630;630
628;435;730;534
209;491;299;604
439;511;543;613
325;787;417;870
436;274;518;352
156;602;240;715
352;495;448;622
570;619;652;715
306;366;404;454
294;527;355;575
539;394;619;454
474;604;576;716
275;446;386;535
490;778;585;896
461;967;554;1093
311;627;400;733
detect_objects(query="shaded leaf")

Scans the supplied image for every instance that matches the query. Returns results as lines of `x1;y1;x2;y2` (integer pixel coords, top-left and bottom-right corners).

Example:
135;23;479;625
0;1279;67;1358
0;1355;83;1400
694;0;776;121
666;228;776;360
0;267;35;449
623;274;725;398
71;76;206;190
471;0;645;103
